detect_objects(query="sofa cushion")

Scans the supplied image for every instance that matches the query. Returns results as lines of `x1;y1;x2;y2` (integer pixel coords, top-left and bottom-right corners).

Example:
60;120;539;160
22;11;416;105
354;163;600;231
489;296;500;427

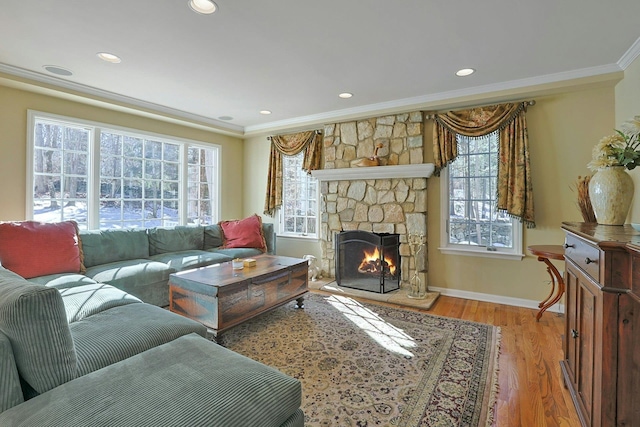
209;247;263;259
70;306;206;376
84;260;174;307
0;221;84;279
0;333;302;427
0;268;77;394
203;224;224;249
59;284;141;323
219;214;267;252
150;250;232;271
147;226;204;255
79;229;149;268
28;273;98;290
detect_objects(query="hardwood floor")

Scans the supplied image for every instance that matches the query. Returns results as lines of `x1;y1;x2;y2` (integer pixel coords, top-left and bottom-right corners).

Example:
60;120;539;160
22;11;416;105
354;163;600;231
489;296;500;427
315;290;582;427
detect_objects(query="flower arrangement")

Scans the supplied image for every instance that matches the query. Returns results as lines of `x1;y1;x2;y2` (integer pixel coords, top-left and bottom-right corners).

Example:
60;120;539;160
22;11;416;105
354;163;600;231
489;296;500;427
588;115;640;171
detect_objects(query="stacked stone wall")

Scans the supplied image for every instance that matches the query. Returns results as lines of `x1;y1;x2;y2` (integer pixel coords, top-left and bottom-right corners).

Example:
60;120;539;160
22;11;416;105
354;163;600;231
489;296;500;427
319;111;428;290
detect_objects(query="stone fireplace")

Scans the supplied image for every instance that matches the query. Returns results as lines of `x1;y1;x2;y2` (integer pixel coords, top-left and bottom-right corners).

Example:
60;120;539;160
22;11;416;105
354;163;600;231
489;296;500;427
311;111;433;294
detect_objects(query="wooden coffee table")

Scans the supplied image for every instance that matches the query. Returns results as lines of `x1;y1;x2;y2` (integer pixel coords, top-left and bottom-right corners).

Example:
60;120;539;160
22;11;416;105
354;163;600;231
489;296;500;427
168;254;308;340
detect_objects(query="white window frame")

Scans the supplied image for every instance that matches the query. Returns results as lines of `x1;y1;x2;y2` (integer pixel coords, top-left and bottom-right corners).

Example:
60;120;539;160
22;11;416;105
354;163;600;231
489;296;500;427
26;110;221;229
277;151;319;240
439;134;524;260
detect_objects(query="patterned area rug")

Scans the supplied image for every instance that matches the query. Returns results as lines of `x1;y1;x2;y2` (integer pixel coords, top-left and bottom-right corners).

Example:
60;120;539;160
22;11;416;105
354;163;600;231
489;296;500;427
223;292;500;427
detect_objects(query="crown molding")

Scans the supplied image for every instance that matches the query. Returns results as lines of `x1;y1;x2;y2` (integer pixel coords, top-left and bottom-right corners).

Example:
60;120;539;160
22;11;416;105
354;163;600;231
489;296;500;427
0;63;245;136
618;36;640;70
244;63;623;136
0;59;626;139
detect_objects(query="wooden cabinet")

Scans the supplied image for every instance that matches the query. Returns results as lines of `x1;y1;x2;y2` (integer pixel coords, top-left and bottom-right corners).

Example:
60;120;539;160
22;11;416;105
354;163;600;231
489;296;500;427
561;223;640;427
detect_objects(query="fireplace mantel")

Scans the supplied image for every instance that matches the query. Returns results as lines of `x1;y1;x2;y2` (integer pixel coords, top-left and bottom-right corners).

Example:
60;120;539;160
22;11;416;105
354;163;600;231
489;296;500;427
311;163;435;182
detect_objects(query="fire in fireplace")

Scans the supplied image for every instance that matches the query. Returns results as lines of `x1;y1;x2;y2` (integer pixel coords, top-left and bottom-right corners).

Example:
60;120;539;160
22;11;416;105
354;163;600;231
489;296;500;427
335;230;400;293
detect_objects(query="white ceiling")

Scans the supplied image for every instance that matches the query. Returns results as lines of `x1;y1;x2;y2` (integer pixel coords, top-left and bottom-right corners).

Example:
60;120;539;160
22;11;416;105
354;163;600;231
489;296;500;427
1;0;639;136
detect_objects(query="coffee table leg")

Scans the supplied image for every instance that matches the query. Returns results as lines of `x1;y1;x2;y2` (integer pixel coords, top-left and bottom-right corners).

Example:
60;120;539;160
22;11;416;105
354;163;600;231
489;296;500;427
206;329;224;345
295;296;305;309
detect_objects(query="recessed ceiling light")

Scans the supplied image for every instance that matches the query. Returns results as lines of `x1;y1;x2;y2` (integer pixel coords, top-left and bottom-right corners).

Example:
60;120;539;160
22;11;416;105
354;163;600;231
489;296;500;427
97;52;121;63
43;65;73;76
188;0;217;14
218;116;234;121
260;110;272;115
338;92;353;99
455;68;475;77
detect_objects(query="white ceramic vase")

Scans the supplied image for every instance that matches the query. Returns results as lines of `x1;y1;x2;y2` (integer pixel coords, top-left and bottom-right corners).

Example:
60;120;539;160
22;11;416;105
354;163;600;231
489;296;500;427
588;166;634;225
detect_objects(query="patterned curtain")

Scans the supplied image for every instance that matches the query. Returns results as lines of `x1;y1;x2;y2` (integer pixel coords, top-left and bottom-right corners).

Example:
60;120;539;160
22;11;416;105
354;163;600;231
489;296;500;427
263;130;322;216
432;102;535;227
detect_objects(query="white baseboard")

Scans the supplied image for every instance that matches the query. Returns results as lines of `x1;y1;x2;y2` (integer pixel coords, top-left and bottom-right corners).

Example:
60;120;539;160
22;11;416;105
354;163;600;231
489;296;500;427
429;286;564;314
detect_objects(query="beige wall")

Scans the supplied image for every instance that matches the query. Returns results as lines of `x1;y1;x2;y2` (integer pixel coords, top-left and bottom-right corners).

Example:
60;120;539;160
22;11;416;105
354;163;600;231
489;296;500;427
244;85;617;302
616;55;640;222
242;134;324;260
427;87;615;301
0;84;245;221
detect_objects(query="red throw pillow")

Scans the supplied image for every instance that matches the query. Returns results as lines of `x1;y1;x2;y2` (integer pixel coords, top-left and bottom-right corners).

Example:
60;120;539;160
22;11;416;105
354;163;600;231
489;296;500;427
219;215;267;252
0;221;85;279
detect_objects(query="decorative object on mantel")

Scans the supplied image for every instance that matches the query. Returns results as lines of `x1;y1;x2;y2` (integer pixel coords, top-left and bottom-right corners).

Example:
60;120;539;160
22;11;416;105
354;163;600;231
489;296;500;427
587;115;640;225
407;233;427;299
350;142;384;167
573;175;596;223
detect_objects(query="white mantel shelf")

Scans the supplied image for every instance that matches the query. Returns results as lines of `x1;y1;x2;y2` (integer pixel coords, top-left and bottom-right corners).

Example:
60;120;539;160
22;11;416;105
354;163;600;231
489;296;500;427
311;163;435;182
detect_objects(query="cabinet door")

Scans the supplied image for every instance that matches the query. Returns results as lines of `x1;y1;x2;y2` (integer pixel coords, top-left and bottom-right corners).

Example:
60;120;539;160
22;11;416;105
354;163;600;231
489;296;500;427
565;261;598;427
616;293;640;426
564;266;579;387
576;275;596;426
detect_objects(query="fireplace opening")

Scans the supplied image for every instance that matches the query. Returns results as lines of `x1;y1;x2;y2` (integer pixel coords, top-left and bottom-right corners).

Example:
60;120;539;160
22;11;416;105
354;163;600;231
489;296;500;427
335;230;401;293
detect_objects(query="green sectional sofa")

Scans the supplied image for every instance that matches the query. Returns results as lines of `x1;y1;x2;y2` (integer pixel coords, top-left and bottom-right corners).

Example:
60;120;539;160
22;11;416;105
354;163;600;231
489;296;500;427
0;262;303;426
0;220;303;425
27;223;275;307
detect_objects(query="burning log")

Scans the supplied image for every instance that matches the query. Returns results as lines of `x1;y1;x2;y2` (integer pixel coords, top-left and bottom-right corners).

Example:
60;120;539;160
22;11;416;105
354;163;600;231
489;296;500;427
358;253;395;277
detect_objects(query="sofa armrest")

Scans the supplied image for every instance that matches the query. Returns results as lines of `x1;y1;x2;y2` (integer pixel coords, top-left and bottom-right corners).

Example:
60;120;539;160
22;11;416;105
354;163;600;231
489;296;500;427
0;332;23;413
0;267;77;395
262;223;276;254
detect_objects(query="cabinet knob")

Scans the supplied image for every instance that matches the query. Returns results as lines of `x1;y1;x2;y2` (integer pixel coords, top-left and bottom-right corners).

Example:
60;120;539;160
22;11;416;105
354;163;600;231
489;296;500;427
564;243;574;249
585;257;596;264
571;329;579;339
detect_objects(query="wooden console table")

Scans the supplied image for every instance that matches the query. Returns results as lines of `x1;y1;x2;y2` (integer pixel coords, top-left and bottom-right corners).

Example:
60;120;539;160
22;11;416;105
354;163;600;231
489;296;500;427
528;244;565;321
560;222;640;426
168;254;308;340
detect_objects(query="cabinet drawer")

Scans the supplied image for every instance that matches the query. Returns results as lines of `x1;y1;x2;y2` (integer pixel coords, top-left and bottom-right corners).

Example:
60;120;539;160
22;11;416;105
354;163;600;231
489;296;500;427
564;234;600;282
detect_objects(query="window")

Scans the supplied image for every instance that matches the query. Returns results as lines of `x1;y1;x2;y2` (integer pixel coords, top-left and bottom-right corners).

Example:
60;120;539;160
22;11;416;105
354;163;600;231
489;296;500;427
32;120;90;226
28;111;220;230
279;151;318;238
440;133;523;259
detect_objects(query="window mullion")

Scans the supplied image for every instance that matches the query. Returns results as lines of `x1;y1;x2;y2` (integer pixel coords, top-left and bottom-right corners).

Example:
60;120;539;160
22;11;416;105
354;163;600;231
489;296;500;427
180;144;188;225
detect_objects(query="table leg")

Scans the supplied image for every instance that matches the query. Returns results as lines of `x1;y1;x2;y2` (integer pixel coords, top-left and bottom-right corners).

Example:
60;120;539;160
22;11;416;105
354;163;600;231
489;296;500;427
536;257;565;321
537;256;557;308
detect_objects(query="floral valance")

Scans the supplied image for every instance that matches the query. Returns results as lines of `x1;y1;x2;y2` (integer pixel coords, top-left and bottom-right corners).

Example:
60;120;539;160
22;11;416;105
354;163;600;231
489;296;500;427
431;102;535;228
263;130;322;217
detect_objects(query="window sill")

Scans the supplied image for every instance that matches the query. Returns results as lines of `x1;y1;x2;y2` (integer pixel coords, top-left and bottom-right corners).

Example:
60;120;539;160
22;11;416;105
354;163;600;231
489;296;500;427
276;233;319;241
438;247;524;261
